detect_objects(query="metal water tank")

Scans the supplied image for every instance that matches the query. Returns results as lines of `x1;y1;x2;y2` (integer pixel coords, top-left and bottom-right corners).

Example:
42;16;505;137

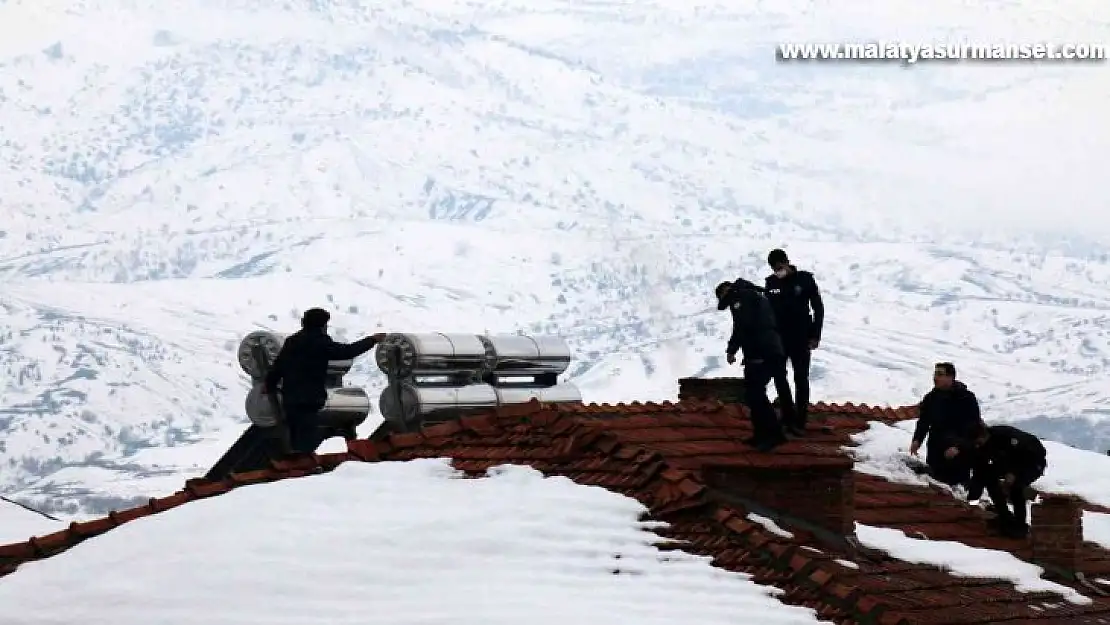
379;383;499;425
492;383;582;405
479;334;573;377
374;333;494;379
238;331;285;380
244;385;372;428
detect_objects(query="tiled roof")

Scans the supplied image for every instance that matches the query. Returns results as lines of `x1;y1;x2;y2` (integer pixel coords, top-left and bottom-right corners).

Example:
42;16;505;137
3;399;1110;624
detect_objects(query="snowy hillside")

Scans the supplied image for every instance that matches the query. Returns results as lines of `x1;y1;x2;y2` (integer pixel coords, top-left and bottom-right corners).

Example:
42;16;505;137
0;459;829;625
2;0;1110;517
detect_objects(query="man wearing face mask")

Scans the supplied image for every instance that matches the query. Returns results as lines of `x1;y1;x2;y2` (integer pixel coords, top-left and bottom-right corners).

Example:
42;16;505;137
764;249;825;436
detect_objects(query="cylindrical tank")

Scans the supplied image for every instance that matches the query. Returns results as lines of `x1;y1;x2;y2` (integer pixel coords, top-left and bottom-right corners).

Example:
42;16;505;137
379;382;499;425
238;331;286;380
378;382;583;426
478;334;572;378
238;330;356;382
244;383;282;427
374;333;494;379
493;383;582;405
316;387;373;428
244;384;371;428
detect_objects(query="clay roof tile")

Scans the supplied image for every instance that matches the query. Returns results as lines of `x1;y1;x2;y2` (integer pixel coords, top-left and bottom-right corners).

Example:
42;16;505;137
147;492;192;512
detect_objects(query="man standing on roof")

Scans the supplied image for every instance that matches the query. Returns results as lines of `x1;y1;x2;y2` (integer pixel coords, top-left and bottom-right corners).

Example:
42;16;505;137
264;308;386;454
961;421;1047;539
909;362;982;486
716;278;789;452
764;249;824;436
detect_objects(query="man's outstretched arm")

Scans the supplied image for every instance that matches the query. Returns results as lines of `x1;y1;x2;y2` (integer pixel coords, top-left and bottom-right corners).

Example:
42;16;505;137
325;333;387;361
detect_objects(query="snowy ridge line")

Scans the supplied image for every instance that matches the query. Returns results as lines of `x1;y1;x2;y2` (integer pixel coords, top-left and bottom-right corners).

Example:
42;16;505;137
3;398;1110;623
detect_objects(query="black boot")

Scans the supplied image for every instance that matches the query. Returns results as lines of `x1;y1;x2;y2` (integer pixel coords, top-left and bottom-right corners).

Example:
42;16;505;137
755;431;788;452
1001;519;1029;539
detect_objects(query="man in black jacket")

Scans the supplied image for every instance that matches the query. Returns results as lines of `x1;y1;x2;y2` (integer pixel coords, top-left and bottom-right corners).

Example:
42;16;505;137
264;308;385;453
764;249;824;435
716;278;789;452
962;422;1047;538
909;362;982;486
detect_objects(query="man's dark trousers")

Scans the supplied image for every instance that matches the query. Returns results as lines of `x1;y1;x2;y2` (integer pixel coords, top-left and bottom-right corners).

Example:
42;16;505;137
283;400;324;454
986;463;1046;526
772;339;811;428
743;359;786;442
926;449;973;487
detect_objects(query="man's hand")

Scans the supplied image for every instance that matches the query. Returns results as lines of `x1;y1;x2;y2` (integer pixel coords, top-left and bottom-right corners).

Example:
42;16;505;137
944;446;959;459
726;353;736;365
808;338;820;350
909;439;921;456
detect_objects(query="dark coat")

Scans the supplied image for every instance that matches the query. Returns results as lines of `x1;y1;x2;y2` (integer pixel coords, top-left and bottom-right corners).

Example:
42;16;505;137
912;381;981;457
764;265;824;344
966;424;1047;499
975;425;1046;475
718;279;784;363
264;327;378;408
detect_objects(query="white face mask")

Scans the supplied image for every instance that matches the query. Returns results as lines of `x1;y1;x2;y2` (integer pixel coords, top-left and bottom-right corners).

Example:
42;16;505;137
774;268;789;278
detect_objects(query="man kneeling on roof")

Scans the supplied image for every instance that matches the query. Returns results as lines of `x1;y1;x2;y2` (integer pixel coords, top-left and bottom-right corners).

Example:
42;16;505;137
716;278;789;452
909;362;982;487
960;421;1047;539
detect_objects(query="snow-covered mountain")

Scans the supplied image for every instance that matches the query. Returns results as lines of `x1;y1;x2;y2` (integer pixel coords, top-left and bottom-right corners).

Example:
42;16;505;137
2;0;1109;518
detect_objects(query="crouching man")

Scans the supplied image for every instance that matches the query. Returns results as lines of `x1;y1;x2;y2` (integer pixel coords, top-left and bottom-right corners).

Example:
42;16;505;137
909;362;982;487
965;421;1047;539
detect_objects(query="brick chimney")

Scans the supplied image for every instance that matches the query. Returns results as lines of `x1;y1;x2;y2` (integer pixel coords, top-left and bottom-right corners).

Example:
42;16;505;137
1031;494;1083;575
678;377;746;404
703;459;856;537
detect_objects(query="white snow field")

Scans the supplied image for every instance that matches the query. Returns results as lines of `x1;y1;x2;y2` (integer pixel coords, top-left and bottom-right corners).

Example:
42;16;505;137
0;499;61;545
0;459;828;625
1;0;1110;518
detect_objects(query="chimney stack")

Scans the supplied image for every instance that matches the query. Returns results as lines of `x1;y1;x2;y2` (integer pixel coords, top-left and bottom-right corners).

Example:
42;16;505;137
1031;494;1083;576
678;377;746;404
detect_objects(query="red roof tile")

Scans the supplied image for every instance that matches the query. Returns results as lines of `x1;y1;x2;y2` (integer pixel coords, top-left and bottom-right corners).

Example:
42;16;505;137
1;398;1108;624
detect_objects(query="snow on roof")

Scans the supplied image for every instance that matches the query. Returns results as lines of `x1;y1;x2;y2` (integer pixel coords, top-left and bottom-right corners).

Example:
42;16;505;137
6;399;1110;623
856;524;1088;604
0;458;827;625
851;419;1110;549
0;497;61;545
